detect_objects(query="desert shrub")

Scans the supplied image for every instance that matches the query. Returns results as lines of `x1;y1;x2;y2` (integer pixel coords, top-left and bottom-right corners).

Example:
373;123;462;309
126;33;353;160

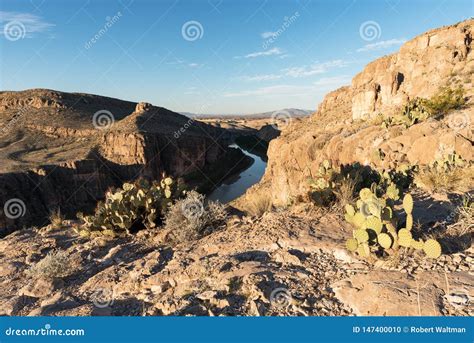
344;186;443;260
439;195;473;253
164;191;227;243
246;191;273;216
49;208;64;228
77;177;181;238
424;85;465;117
26;250;71;279
414;153;473;193
381;86;466;128
308;161;379;207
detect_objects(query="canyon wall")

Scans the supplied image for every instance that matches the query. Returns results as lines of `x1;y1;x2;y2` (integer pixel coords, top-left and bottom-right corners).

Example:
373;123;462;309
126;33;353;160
260;19;473;206
0;95;231;235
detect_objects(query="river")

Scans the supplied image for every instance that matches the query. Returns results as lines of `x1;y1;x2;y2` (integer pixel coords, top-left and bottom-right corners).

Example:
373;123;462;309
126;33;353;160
208;144;267;203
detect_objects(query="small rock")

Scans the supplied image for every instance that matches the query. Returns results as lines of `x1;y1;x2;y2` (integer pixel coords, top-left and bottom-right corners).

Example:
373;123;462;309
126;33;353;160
91;306;113;316
135;102;152;112
19;278;64;298
196;291;217;301
0;262;22;277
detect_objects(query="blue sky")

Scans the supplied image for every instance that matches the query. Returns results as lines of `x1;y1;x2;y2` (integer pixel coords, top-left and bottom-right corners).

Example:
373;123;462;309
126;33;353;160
0;0;471;114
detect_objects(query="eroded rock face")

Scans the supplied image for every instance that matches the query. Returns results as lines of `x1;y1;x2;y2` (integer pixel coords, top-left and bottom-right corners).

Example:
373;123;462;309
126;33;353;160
257;19;474;206
351;21;473;120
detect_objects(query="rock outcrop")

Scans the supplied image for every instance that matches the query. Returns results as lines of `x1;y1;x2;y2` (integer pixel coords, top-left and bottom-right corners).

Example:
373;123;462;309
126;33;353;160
351;21;473;120
255;19;474;206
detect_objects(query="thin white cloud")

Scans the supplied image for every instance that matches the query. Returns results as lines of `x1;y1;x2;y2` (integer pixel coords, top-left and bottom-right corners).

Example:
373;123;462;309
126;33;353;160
282;59;349;78
0;11;54;38
240;59;350;82
357;38;406;52
225;75;351;98
313;75;352;88
261;31;277;39
240;74;282;82
165;58;184;65
188;63;202;68
236;47;283;59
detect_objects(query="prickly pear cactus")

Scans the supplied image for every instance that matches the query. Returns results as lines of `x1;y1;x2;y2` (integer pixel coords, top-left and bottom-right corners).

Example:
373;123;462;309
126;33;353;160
77;177;181;237
343;185;443;261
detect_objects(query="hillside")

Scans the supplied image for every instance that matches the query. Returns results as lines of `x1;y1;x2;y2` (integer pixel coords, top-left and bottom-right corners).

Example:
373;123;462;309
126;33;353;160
242;19;473;206
0;90;251;235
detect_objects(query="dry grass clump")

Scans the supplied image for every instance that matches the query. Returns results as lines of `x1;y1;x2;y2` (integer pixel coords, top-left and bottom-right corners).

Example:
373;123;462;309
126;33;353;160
438;196;473;253
164;191;227;243
49;208;64;228
414;165;473;194
332;175;357;210
246;191;273;217
26;250;71;279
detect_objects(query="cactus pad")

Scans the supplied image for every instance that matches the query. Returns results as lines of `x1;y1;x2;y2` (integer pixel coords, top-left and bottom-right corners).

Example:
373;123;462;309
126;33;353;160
359;188;373;201
398;229;413;247
386;183;400;200
352;212;366;228
423;239;442;258
354;229;369;243
377;233;393;249
411;239;424;250
365;216;383;233
346;238;359;252
345;204;355;216
405;214;413;231
403;194;414;214
356;243;370;257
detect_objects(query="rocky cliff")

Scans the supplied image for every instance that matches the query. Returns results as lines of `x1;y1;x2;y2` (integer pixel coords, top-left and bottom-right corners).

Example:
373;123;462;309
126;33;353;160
257;19;473;206
0;90;238;235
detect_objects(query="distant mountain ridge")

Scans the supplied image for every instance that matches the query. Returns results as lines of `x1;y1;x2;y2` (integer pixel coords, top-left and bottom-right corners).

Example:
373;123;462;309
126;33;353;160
180;108;313;119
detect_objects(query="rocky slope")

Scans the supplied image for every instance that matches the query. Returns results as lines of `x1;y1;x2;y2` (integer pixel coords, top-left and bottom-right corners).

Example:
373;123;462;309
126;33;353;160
0;205;471;316
252;19;473;206
0;90;247;235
